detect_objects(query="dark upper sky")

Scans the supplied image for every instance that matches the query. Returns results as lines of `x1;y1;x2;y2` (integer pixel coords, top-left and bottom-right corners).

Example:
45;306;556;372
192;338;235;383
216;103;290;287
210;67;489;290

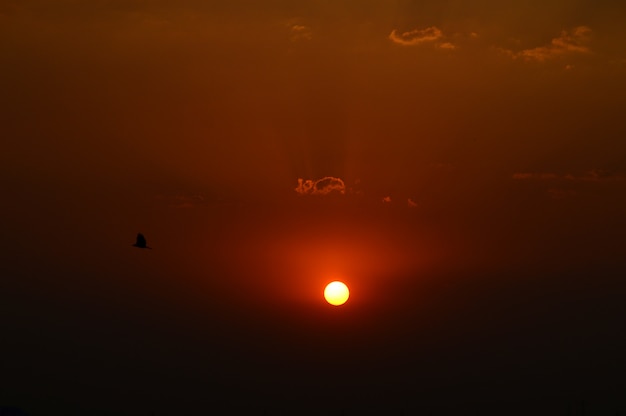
1;1;626;415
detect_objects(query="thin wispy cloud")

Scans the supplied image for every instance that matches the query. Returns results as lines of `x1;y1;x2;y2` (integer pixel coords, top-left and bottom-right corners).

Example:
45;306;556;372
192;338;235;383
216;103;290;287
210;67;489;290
438;42;456;50
513;170;625;182
380;195;420;209
505;26;592;62
513;173;558;180
513;170;625;200
288;23;312;42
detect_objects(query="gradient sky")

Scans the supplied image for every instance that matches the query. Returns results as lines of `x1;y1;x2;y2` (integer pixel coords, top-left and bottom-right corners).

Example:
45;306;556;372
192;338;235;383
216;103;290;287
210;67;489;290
2;1;626;415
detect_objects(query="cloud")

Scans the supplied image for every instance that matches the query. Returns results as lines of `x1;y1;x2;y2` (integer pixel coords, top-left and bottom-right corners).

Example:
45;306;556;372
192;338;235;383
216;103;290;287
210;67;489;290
380;195;420;209
512;173;558;180
438;42;456;50
513;170;626;200
506;26;592;62
295;177;346;196
289;23;312;42
512;170;625;182
389;27;445;46
389;27;442;45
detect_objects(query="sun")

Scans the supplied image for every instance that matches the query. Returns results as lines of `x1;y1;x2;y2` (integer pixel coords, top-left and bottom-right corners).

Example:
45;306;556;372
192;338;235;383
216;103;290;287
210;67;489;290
324;281;350;306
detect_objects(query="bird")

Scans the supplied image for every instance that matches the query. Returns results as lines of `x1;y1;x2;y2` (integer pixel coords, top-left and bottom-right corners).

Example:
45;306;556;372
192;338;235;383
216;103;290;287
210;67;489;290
132;233;152;249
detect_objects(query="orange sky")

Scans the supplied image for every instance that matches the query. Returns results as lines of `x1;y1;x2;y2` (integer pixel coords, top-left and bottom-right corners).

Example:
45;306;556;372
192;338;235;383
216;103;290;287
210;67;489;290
1;1;626;414
3;1;625;194
3;0;625;292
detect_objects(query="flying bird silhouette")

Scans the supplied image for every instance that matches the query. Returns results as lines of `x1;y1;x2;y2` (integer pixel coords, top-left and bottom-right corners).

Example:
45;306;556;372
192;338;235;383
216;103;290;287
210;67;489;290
132;233;152;249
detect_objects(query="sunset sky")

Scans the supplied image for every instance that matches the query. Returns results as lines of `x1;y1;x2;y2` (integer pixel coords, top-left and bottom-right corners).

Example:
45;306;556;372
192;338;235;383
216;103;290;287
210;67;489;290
2;1;626;414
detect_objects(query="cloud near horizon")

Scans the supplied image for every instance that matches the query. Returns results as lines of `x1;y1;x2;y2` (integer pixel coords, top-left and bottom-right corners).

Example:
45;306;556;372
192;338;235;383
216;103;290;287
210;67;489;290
513;170;626;200
506;26;592;62
513;170;625;182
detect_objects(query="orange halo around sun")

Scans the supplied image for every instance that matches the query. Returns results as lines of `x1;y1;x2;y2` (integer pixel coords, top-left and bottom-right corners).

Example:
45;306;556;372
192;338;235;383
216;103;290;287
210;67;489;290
324;281;350;306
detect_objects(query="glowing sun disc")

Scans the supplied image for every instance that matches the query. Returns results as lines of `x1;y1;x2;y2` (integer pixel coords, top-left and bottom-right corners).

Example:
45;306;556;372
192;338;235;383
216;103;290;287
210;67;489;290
324;281;350;306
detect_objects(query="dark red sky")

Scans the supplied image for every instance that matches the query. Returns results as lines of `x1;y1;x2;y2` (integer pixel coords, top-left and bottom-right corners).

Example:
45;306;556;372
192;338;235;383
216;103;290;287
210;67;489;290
1;1;626;415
